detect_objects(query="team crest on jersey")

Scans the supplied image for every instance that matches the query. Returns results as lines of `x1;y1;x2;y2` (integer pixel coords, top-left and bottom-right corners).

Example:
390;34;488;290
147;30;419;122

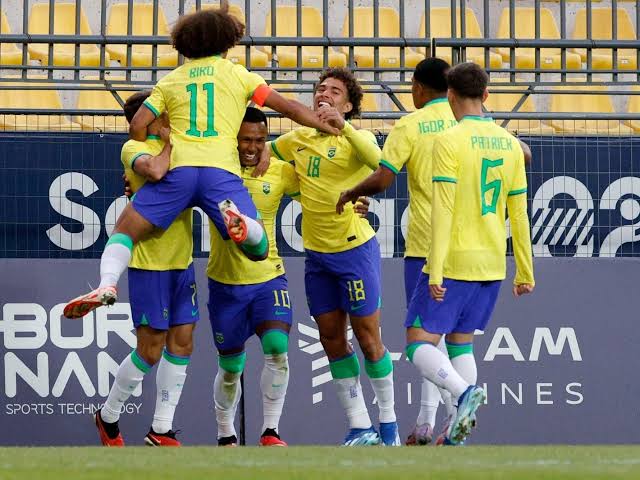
262;182;271;194
215;332;225;344
328;147;337;158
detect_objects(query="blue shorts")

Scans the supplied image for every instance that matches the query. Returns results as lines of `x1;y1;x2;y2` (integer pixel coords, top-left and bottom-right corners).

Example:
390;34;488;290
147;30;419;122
405;272;501;334
128;264;200;331
404;257;426;305
132;166;257;237
305;237;381;317
207;275;292;351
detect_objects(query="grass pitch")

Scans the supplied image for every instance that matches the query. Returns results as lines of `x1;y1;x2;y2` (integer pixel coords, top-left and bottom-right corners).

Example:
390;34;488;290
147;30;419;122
0;446;638;480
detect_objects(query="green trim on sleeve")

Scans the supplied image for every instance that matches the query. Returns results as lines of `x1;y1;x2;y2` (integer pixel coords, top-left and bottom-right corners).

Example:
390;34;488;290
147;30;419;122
271;142;285;161
433;176;458;184
508;188;528;196
143;100;160;117
287;191;300;198
130;152;149;171
379;159;399;174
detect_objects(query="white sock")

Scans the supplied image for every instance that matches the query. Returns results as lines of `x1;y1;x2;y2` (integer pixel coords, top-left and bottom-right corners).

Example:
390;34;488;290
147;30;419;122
99;238;132;288
365;351;396;423
439;386;456;418
416;378;440;426
102;350;150;423
242;215;265;246
411;343;469;403
261;353;289;433
214;368;242;439
451;353;477;385
152;350;189;434
333;377;372;429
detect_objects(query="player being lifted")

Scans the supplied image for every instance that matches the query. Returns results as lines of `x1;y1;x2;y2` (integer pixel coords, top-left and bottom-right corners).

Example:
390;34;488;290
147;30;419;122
336;58;458;445
268;68;400;446
405;63;535;445
209;108;371;447
63;4;339;319
94;91;197;447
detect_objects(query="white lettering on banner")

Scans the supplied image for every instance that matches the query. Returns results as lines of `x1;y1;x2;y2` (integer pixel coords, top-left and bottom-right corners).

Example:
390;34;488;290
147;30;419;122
3;402;142;416
280;201;303;253
537;383;554;405
4;352;49;398
104;196;128;237
49;304;94;349
46;172;101;250
0;304;48;349
484;327;525;361
566;382;584;405
529;328;582;361
599;177;640;257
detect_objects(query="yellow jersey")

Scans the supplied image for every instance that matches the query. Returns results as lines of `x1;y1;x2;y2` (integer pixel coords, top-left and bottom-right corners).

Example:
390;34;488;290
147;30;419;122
207;160;300;285
121;136;193;271
144;55;268;176
380;98;456;258
428;116;534;285
271;126;379;253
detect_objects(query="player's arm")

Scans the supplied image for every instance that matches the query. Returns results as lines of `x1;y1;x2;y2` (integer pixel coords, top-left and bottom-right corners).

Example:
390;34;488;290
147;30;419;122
507;151;535;296
518;138;532;165
282;162;301;202
133;142;172;183
428;138;458;301
130;85;166;142
262;89;341;136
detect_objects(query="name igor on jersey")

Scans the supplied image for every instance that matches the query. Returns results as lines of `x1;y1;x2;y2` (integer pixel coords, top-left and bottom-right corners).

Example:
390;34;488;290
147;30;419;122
380;98;456;259
144;55;268;176
121;136;193;271
271;127;378;253
428;116;534;285
207;160;299;285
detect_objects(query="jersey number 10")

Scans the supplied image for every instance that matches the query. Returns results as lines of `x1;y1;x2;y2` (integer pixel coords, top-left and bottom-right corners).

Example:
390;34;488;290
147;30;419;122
186;82;219;138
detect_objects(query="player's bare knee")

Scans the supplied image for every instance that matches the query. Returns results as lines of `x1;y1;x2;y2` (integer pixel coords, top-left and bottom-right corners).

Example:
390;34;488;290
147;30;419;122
166;325;195;357
319;334;350;358
136;343;163;366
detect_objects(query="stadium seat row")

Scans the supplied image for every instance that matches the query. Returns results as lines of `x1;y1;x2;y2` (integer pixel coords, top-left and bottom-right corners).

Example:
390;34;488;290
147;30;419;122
0;79;637;135
0;4;638;70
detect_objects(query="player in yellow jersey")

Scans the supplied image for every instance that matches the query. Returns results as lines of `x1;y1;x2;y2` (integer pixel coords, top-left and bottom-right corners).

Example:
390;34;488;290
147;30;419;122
405;63;535;446
63;5;340;320
337;58;458;445
94;92;197;448
269;68;399;446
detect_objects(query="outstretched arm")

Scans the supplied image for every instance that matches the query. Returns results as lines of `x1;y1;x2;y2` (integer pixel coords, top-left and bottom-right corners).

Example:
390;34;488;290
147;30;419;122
263;90;341;136
336;166;395;214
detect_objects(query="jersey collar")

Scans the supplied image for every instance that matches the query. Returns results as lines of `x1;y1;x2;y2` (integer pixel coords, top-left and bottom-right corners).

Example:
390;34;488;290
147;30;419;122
461;115;493;122
422;97;448;108
147;134;161;140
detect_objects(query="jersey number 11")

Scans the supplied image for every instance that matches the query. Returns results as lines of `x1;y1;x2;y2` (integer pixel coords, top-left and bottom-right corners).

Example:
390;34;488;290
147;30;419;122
186;82;219;138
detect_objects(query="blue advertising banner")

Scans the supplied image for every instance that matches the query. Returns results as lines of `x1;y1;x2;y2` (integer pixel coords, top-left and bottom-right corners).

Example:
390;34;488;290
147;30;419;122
1;133;640;259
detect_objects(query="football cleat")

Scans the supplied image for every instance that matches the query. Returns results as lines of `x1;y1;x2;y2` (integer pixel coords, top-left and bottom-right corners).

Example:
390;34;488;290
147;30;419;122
406;423;433;446
259;428;287;447
144;429;181;447
218;199;248;244
435;414;452;446
63;286;117;319
218;435;238;447
447;385;486;445
379;422;401;446
343;426;381;446
94;409;124;447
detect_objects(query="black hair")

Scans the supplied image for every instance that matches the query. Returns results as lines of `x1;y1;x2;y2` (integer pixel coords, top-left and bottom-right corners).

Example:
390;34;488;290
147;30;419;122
413;58;450;93
446;62;489;99
123;90;151;123
242;106;268;127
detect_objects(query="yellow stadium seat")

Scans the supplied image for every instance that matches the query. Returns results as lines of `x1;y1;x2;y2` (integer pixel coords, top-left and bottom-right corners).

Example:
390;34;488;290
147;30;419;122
496;8;582;70
106;3;177;67
74;77;135;132
192;3;268;68
393;92;417;112
623;87;640;133
340;7;424;68
352;88;392;133
28;3;109;67
484;84;554;135
419;8;502;69
0;78;79;131
1;11;27;65
264;6;346;68
548;86;633;135
572;8;637;70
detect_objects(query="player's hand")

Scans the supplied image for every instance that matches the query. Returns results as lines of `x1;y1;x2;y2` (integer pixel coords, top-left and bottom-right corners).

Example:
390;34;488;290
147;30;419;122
353;196;370;218
252;148;271;177
429;284;447;302
317;105;346;131
336;189;359;214
228;216;245;239
513;283;534;297
159;126;171;145
123;174;132;199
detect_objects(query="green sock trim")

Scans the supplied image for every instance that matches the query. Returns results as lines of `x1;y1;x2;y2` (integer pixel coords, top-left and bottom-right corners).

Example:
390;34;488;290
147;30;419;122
106;232;133;251
261;330;289;355
446;342;473;359
406;342;428;363
218;352;246;374
162;349;190;366
130;350;151;374
241;231;268;257
364;350;393;379
329;353;360;379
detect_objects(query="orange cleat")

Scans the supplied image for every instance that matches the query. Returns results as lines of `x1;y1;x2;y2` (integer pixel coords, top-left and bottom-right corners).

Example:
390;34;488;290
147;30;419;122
63;286;117;319
144;429;181;447
94;409;124;447
218;199;248;244
259;428;287;447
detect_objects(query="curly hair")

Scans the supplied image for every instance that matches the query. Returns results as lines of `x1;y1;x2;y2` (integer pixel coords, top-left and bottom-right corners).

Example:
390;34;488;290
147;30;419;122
171;7;244;59
123;90;151;123
316;67;363;120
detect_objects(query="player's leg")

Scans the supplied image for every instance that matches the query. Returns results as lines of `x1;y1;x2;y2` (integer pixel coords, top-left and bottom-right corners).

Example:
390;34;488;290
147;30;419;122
305;250;379;446
146;265;200;446
251;275;292;447
197;167;268;261
64;168;197;319
208;277;252;446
